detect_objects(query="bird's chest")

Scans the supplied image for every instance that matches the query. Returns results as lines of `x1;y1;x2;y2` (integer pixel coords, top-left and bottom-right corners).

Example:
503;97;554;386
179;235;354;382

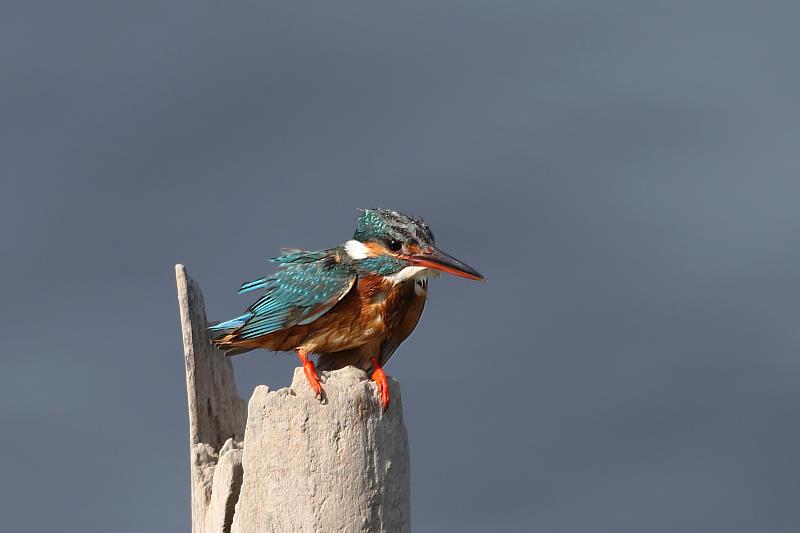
349;275;419;338
367;279;423;332
309;277;420;347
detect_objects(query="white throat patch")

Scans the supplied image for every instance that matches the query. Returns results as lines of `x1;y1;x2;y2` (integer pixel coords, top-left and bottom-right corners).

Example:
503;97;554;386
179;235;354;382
385;266;429;286
344;239;369;259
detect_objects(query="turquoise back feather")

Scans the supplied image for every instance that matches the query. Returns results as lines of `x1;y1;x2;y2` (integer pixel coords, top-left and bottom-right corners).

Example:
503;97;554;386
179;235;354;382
214;249;357;340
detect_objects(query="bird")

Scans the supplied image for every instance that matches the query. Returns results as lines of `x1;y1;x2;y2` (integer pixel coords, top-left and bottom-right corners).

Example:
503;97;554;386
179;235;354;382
211;208;484;410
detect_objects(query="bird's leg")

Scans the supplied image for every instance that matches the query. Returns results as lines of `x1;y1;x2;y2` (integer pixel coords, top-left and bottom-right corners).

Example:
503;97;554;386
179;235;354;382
297;348;324;400
370;357;390;410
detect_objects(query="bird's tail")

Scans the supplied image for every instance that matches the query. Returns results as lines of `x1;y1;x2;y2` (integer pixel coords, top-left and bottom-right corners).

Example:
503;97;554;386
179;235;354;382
209;313;255;356
210;313;253;332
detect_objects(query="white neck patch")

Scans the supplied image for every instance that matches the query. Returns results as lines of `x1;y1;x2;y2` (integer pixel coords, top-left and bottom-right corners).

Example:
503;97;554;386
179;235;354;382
344;239;369;259
385;266;429;285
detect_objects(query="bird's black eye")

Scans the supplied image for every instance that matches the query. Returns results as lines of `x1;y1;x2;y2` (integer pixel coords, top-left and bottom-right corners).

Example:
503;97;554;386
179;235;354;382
387;239;402;252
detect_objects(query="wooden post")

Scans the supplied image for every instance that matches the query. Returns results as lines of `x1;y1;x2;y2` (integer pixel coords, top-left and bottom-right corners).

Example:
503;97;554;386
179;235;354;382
176;265;247;533
176;265;411;533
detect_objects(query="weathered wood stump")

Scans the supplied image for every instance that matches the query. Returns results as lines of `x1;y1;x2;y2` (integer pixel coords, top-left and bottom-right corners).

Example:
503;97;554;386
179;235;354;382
176;265;411;533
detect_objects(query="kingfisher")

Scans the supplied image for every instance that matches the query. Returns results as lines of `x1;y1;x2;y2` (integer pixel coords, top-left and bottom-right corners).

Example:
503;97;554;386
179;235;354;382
211;208;484;409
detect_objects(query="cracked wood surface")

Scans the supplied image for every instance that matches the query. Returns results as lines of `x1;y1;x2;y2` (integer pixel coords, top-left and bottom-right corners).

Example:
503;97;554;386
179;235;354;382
231;367;410;533
177;264;247;533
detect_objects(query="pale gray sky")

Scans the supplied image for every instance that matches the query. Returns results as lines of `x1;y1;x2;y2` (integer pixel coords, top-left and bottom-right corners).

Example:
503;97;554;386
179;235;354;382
2;1;800;531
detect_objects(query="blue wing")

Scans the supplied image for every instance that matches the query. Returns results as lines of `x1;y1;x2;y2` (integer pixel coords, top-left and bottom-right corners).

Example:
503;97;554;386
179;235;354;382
212;250;356;340
236;250;332;294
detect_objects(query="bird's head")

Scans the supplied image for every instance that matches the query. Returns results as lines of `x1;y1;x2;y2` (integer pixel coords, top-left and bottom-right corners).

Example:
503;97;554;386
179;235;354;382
345;208;484;281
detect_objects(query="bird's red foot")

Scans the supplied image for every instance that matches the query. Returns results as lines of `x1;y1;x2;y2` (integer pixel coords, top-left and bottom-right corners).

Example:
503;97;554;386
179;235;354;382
297;349;324;400
370;357;390;410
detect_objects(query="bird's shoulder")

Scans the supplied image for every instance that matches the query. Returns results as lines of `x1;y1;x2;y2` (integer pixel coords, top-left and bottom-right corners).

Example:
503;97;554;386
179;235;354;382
266;247;357;296
271;247;344;266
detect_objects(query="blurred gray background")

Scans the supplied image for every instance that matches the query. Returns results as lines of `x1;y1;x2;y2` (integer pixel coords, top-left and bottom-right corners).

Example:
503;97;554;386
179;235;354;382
2;1;799;532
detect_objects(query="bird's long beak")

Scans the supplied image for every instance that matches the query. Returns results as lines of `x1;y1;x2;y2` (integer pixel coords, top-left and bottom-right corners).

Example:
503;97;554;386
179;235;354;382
405;246;485;281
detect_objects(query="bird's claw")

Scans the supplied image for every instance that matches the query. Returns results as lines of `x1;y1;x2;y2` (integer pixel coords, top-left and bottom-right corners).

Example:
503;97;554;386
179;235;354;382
371;357;390;411
303;363;324;398
299;351;325;402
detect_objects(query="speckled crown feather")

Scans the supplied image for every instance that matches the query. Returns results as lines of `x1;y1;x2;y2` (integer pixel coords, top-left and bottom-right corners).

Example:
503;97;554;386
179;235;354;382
353;208;435;245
